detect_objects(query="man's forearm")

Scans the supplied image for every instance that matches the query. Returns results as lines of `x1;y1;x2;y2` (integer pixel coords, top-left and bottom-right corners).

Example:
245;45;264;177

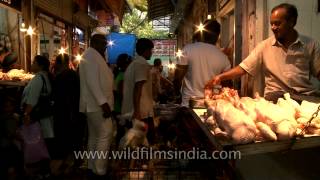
219;65;247;81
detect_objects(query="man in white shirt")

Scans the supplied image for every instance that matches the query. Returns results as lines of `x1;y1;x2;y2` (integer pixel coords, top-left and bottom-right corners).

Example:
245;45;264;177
79;34;114;176
122;38;155;144
209;3;320;103
174;20;231;106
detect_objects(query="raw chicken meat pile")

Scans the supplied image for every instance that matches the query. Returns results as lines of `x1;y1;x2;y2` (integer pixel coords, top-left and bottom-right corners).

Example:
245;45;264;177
0;69;34;82
204;88;320;144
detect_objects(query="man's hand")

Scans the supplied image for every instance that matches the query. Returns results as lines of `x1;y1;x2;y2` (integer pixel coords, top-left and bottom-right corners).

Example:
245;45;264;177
205;75;222;89
101;103;111;118
211;75;222;85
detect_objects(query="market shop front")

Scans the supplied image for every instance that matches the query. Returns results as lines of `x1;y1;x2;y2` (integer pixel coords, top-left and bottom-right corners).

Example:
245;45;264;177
0;0;23;72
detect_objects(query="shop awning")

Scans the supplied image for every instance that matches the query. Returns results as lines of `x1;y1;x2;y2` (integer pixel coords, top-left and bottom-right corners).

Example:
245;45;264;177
169;0;193;33
147;0;174;20
73;10;99;29
89;0;130;22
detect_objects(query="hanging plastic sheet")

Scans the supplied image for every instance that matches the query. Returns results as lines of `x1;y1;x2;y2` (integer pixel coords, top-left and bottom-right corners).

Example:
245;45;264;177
106;32;136;64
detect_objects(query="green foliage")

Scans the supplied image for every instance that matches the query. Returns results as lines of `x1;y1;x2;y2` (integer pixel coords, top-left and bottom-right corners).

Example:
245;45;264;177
120;9;168;39
127;0;148;12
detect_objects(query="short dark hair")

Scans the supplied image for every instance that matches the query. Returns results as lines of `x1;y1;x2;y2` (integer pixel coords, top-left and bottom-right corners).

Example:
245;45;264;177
34;55;50;72
154;58;161;66
194;20;221;44
55;54;69;65
205;20;221;35
136;38;154;55
90;34;106;46
116;53;131;68
271;3;298;26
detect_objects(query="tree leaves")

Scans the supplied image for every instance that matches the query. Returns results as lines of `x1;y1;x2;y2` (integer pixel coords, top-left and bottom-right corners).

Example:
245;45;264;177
120;9;168;39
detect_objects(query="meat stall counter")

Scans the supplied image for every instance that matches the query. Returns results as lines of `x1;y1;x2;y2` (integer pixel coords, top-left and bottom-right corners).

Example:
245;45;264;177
190;87;320;156
0;69;33;87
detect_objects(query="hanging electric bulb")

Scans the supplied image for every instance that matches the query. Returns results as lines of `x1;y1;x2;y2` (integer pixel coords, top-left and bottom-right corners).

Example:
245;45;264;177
20;20;27;32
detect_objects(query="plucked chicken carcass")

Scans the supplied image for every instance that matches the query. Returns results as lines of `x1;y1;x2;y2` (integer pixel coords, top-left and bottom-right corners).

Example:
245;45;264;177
205;86;239;103
236;97;259;122
206;115;229;138
204;86;320;143
209;99;257;144
254;96;297;140
277;93;301;120
256;122;277;141
236;97;278;141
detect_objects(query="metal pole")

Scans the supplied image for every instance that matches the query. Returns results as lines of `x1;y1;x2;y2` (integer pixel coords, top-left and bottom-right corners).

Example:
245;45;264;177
234;0;242;91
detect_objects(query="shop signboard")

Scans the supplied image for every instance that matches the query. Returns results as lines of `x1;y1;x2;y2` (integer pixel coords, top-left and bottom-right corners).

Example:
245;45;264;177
96;10;114;26
151;39;177;77
152;39;176;57
0;0;21;12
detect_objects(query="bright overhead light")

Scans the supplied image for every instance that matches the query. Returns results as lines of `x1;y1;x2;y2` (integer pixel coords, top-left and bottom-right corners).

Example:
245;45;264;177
26;26;35;35
108;40;114;46
168;63;176;69
75;54;82;61
59;47;66;54
207;15;212;19
196;23;205;32
175;49;183;58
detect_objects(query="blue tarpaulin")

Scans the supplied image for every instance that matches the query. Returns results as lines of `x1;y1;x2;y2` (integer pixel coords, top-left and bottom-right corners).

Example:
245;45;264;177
106;32;136;64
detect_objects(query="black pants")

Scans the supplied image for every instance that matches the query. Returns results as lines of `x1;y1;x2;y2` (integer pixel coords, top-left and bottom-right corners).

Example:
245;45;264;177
141;117;155;145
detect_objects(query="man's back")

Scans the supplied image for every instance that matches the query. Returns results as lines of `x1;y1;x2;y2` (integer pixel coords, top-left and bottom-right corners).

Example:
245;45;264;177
179;42;230;103
122;55;153;118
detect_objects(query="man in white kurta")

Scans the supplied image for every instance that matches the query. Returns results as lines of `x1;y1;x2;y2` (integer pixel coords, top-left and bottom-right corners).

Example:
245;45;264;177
79;34;114;176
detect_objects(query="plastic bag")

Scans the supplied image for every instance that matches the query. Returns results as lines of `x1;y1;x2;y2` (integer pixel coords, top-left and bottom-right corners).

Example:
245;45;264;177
20;122;50;164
